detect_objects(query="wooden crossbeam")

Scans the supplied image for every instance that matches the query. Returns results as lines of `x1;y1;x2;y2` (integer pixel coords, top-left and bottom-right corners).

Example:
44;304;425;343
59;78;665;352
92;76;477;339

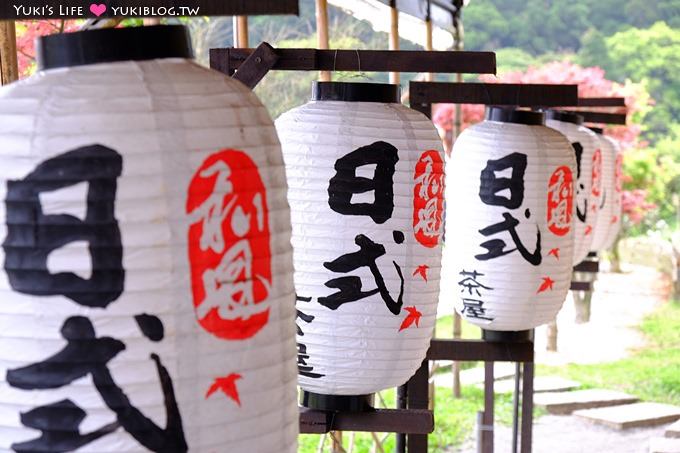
210;47;496;76
577;97;626;107
299;407;434;434
427;339;534;362
410;81;578;107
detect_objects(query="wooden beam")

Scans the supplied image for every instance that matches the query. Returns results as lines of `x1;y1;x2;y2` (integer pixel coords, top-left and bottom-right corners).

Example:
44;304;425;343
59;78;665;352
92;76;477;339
0;20;18;84
315;0;331;82
389;0;400;85
410;82;578;107
299;407;434;434
573;260;599;273
570;281;592;291
232;16;249;48
427;339;534;362
563;110;627;125
577;97;626;107
231;42;279;89
211;48;496;76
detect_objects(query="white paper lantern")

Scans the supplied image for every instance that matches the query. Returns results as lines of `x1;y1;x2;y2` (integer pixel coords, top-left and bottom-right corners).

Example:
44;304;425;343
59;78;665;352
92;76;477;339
589;128;617;251
443;108;576;332
275;82;445;408
603;136;624;249
0;26;297;452
545;111;601;265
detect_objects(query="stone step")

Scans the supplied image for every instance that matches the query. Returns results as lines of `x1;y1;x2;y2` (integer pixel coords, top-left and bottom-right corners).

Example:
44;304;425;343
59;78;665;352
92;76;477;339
650;437;680;453
667;419;680;439
480;376;580;394
534;389;638;415
574;402;680;430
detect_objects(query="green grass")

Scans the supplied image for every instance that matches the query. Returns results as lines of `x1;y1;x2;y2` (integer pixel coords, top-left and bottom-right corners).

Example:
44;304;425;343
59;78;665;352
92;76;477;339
433;315;483;373
434;315;483;340
538;299;680;405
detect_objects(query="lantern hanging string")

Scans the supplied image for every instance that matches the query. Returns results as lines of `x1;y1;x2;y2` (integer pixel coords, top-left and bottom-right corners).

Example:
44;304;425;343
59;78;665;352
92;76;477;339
334;49;374;81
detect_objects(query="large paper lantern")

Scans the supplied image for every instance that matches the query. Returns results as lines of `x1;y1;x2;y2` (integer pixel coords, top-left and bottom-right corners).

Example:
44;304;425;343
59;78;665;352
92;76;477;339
275;82;445;409
0;26;297;452
588;128;617;251
603;136;624;249
443;108;576;333
545;110;601;265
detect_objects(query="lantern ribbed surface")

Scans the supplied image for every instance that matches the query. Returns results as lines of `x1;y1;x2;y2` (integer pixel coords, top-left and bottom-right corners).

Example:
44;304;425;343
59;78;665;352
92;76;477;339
590;132;617;251
603;136;623;249
275;91;445;396
0;57;297;451
546;119;600;265
443;118;576;331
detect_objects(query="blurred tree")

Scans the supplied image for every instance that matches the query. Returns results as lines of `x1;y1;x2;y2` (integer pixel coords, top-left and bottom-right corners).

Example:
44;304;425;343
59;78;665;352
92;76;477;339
459;0;508;51
15;20;80;77
577;29;612;70
598;22;680;143
494;48;539;73
463;0;679;54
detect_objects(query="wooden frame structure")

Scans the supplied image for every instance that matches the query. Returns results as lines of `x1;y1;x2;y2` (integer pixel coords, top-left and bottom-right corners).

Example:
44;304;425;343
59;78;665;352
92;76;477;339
208;43;629;453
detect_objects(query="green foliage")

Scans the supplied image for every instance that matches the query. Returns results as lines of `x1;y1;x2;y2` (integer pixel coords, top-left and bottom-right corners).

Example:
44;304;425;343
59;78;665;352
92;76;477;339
494;48;537;73
624;128;680;225
460;0;508;51
577;29;612;69
598;22;680;143
463;0;680;53
539;299;680;405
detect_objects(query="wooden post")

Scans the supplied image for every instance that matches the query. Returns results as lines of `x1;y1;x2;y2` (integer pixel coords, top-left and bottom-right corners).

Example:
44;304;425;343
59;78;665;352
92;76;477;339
424;19;433;82
331;431;344;453
452;313;462;398
233;16;249;48
0;21;18;85
389;0;399;85
546;319;558;352
315;0;331;82
451;2;464;395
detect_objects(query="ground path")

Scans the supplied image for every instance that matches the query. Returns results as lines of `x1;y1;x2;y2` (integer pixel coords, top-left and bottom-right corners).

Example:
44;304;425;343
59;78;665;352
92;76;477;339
439;265;677;452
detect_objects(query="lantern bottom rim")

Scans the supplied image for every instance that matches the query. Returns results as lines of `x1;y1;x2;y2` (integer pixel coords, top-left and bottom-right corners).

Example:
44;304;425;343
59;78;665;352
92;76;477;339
300;391;375;412
482;329;533;343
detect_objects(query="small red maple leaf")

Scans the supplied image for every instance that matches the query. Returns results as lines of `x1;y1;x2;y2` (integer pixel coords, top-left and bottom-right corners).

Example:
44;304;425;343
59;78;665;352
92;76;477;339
399;306;422;332
584;225;593;236
548;248;560;259
610;215;618;224
412;265;429;282
537;277;555;294
205;373;242;406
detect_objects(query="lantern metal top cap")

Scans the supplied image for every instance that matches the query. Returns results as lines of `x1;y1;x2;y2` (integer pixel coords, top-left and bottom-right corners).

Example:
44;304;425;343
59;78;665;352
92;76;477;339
312;81;401;103
544;109;584;126
36;25;193;71
485;107;544;126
